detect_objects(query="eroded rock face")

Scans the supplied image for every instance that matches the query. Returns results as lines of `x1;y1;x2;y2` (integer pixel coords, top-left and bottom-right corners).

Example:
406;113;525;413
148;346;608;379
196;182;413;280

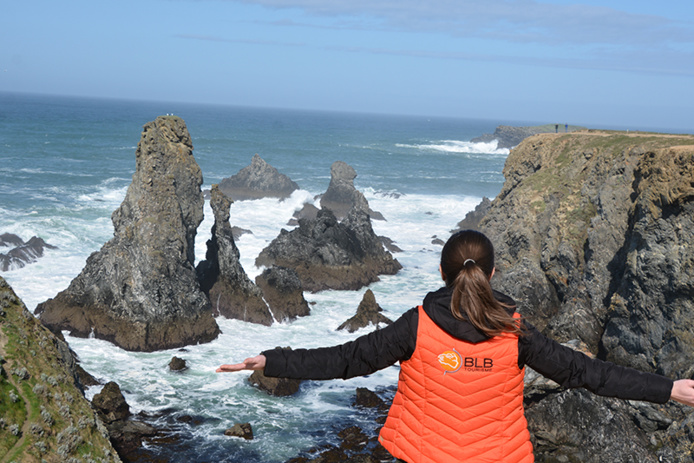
255;266;309;323
468;131;694;460
218;153;299;201
36;116;220;351
256;205;401;292
197;184;272;325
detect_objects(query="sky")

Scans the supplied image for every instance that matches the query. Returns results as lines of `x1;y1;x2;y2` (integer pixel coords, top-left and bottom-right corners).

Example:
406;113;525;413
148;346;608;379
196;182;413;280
2;0;693;131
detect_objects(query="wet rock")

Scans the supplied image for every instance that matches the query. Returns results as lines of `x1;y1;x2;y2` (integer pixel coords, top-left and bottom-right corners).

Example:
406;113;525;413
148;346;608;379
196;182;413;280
255;266;310;322
337;290;392;333
224;422;254;440
169;356;187;371
248;369;302;397
218;153;299;201
36;116;220;351
0;234;57;271
197;184;272;325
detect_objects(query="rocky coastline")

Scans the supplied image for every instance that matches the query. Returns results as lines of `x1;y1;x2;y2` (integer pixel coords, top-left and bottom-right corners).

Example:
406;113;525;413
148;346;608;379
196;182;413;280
6;119;694;462
471;123;586;149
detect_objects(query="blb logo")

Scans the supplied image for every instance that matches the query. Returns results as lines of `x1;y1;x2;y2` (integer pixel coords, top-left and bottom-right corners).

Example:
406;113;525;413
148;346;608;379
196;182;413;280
438;349;493;374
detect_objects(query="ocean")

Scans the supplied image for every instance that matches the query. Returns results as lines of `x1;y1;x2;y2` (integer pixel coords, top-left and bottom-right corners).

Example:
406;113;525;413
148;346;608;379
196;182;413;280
2;92;516;461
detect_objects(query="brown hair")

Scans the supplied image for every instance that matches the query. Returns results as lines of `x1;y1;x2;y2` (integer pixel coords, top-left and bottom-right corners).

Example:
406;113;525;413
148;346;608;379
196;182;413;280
440;230;522;337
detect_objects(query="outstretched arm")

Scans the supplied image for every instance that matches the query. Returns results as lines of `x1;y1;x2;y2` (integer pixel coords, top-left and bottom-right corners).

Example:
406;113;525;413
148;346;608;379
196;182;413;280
216;355;266;373
671;379;694;406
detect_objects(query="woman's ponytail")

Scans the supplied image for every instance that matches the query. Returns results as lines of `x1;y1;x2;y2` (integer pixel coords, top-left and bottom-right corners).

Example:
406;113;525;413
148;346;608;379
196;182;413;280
442;230;522;337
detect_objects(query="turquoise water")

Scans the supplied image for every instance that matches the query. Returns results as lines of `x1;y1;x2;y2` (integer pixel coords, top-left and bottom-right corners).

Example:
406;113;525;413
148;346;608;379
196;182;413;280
1;91;519;461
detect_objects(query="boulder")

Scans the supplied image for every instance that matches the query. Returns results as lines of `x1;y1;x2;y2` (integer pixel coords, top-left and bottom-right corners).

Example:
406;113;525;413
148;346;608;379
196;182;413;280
168;356;187;371
197;184;272;325
255;266;310;322
337;289;392;333
92;381;131;423
224;422;253;440
36;116;220;351
256;205;401;292
218;153;299;201
249;369;302;397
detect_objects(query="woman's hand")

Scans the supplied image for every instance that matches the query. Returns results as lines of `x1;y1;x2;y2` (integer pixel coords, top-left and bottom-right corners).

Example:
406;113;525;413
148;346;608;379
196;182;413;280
216;354;266;373
671;379;694;406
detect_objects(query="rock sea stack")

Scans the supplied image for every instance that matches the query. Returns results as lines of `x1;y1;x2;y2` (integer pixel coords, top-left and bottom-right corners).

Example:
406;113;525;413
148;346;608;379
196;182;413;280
255;201;401;292
196;184;272;325
320;161;385;221
337;289;392;333
36;116;220;351
217;153;299;201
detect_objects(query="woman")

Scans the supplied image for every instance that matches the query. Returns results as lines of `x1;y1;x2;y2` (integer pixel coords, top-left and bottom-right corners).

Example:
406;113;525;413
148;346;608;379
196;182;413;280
218;230;694;462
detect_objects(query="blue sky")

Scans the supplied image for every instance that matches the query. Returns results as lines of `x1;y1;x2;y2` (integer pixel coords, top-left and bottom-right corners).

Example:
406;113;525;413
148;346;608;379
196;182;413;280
3;0;693;131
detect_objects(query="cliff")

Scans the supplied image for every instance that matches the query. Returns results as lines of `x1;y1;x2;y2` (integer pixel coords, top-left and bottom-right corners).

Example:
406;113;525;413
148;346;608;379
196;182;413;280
473;130;694;461
36;116;220;352
0;277;121;462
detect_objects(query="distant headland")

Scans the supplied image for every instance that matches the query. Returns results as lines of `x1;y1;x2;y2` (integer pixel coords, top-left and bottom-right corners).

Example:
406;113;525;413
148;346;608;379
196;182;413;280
471;123;587;149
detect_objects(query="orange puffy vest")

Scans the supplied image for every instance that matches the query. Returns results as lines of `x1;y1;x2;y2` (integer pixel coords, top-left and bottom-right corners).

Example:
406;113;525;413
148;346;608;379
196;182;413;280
378;306;533;463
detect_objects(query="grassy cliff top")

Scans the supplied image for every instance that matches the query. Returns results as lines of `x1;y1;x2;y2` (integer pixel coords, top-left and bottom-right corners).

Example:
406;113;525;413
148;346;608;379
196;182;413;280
0;278;120;463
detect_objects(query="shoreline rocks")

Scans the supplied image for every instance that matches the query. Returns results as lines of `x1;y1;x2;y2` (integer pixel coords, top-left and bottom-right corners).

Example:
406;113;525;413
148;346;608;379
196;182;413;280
36;116;220;352
337;289;392;333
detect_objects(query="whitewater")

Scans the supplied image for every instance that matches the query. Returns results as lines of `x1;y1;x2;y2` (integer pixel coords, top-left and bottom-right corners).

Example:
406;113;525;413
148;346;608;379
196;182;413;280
0;92;515;461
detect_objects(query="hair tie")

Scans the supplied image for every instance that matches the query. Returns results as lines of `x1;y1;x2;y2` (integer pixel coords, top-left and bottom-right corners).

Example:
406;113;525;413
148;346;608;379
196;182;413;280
463;258;476;267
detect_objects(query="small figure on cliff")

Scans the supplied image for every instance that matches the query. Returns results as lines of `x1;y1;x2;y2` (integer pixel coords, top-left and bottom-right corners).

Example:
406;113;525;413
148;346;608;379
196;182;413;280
555;123;559;133
217;230;694;462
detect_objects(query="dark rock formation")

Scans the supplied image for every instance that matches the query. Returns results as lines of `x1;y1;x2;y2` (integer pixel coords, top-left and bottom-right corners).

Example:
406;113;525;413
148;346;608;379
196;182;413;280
288;202;320;226
466;131;694;460
337;289;392;333
255;266;310;322
470;124;586;149
36;116;220;352
92;381;159;459
197;184;272;325
169;356;187;371
224;422;253;440
0;277;121;461
218;153;299;201
0;233;57;271
256;204;401;292
92;381;131;423
320;161;385;221
248;370;302;397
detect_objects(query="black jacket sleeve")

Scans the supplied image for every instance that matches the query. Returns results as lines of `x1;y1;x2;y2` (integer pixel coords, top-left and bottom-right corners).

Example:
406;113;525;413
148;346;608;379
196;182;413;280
519;323;673;403
263;308;419;380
